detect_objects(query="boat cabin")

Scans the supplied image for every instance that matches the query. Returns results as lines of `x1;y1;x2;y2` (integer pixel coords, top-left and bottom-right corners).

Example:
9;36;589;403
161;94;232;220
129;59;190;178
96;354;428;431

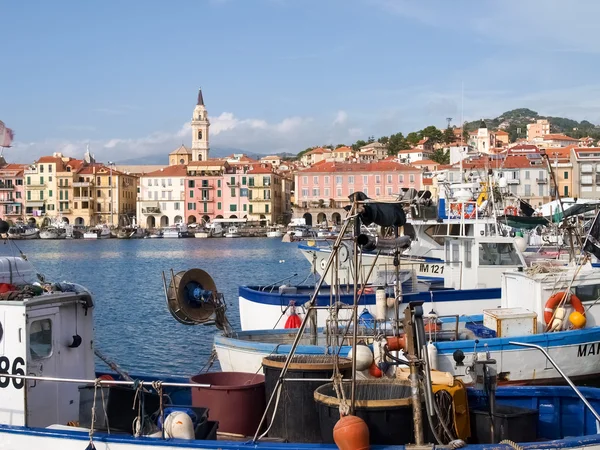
0;257;94;428
443;235;527;290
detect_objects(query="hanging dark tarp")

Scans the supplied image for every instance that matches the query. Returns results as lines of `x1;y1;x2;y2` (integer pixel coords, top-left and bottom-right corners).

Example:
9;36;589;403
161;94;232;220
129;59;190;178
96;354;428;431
497;215;549;230
346;192;407;228
583;211;600;260
519;200;535;217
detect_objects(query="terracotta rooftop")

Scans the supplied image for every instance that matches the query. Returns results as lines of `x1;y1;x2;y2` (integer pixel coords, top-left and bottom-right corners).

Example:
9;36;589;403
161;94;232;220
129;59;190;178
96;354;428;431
398;149;431;154
144;164;188;177
333;146;353;153
411;159;439;166
423;178;433;185
260;155;281;160
495;130;509;135
300;160;420;173
248;163;275;174
306;147;332;156
543;134;578;141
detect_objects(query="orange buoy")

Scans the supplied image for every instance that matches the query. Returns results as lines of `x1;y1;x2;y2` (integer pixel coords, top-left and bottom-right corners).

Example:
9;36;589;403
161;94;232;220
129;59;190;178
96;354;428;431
504;205;519;216
368;362;382;378
333;414;370;450
386;335;406;352
544;291;584;325
99;374;114;381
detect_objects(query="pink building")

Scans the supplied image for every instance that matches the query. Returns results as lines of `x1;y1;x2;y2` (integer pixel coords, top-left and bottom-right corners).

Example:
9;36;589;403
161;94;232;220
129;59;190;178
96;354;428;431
221;162;252;220
0;164;26;222
184;161;227;224
293;161;422;226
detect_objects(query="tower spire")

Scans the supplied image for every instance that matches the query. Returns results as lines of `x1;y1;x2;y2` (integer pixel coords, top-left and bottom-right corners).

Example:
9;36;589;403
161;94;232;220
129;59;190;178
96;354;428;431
197;88;204;106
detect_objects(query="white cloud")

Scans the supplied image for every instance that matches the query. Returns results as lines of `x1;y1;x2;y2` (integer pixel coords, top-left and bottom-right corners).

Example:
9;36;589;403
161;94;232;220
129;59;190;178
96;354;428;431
7;111;365;163
333;110;348;125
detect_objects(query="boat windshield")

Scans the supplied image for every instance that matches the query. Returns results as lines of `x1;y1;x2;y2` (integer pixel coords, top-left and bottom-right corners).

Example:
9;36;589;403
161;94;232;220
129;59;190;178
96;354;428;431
478;242;522;266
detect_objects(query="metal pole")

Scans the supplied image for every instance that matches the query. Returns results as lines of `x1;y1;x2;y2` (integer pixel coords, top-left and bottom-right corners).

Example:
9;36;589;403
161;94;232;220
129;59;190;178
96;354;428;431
509;341;600;423
252;209;356;442
350;199;360;415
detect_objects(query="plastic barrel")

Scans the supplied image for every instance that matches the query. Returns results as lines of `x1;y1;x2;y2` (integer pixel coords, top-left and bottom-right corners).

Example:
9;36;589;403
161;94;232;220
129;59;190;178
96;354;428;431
190;372;265;437
262;355;353;443
314;380;418;445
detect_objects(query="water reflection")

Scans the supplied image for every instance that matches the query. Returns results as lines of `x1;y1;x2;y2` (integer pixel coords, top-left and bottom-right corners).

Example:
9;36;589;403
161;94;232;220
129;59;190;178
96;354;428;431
0;238;309;377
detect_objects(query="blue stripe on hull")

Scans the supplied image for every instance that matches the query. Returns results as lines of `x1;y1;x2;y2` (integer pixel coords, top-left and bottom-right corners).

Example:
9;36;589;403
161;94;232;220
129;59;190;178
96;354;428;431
239;285;501;307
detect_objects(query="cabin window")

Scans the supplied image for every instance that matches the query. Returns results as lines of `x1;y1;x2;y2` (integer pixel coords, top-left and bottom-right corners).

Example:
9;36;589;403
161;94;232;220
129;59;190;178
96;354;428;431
30;319;52;360
478;242;521;266
465;242;472;268
575;284;600;302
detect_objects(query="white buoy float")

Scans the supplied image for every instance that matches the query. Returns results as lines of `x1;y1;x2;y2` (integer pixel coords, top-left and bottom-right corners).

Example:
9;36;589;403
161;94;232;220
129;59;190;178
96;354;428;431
347;343;373;371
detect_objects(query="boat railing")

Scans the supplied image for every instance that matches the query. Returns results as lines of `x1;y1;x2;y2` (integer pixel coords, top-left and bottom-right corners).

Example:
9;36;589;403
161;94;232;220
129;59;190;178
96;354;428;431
509;341;600;423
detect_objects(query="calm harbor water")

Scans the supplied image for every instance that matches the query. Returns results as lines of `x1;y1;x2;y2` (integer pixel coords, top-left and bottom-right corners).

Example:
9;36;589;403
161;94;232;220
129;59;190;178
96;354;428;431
0;238;311;378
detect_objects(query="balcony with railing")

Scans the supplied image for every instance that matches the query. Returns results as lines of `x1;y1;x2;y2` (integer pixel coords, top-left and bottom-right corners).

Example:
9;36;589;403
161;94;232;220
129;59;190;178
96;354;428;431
73;181;93;187
226;181;239;187
507;179;520;185
27;182;46;189
74;196;93;201
0;198;16;203
536;178;548;184
0;183;15;190
4;209;22;216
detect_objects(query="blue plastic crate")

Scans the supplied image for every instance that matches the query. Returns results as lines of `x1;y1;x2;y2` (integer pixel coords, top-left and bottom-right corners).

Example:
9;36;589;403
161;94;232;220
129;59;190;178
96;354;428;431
465;322;496;339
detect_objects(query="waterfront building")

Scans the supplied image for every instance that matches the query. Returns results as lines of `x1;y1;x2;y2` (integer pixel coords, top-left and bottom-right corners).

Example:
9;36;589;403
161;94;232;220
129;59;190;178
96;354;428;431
359;142;388;159
300;147;331;166
137;165;187;228
185;160;229;224
169;145;193;166
24;154;64;221
537;134;579;148
0;163;26;222
397;148;433;164
247;163;284;224
526;119;550;141
331;146;353;161
260;155;282;167
293;160;422;226
571;147;600;199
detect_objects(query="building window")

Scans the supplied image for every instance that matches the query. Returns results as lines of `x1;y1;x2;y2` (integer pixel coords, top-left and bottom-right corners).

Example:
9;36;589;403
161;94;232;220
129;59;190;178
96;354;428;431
249;205;253;214
30;319;52;360
387;187;392;195
188;180;195;188
564;186;569;196
217;189;222;198
168;178;172;186
40;176;44;185
147;179;151;186
27;191;31;200
243;204;247;212
48;165;52;173
174;202;180;210
336;188;342;197
240;188;248;197
39;166;44;173
230;204;237;212
265;204;269;213
302;188;309;198
363;175;368;184
348;176;354;184
409;174;415;183
248;177;254;187
242;177;247;185
399;175;404;183
218;180;222;188
97;177;101;185
375;175;381;184
336;176;342;185
40;191;44;200
230;187;235;197
217;202;222;209
303;176;308;185
525;171;530;180
48;190;53;197
375;187;380;196
324;176;329;184
363;187;368;196
525;184;531;196
189;190;194;198
162;191;166;199
324;188;330;197
387;175;392;184
564;171;569;179
312;188;319;197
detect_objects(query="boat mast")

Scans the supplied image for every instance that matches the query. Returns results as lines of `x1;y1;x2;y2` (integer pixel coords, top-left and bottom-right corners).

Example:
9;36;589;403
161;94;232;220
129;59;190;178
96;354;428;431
542;150;576;260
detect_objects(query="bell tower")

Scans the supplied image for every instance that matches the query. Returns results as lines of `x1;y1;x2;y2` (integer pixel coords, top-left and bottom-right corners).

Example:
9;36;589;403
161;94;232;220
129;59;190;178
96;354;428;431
191;88;210;161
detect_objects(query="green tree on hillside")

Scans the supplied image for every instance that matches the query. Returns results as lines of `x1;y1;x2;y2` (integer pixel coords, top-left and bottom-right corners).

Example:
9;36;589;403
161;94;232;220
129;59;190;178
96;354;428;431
443;127;455;144
430;148;450;164
367;135;375;143
420;126;444;144
378;136;389;145
387;132;410;155
351;139;368;151
406;132;420;146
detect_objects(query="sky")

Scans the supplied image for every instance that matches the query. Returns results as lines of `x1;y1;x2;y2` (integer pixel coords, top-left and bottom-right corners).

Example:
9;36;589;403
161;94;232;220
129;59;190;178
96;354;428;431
2;0;600;164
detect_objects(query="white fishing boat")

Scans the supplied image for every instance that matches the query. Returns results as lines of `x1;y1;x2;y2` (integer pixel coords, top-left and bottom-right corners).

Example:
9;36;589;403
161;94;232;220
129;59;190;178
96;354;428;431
7;224;39;240
266;226;283;238
225;225;241;238
39;226;66;239
206;222;223;237
83;224;112;239
163;222;192;238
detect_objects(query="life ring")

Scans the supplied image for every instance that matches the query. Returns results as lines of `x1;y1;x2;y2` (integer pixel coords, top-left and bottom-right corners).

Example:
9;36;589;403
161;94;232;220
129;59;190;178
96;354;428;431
463;203;476;219
544;291;584;325
504;206;518;216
